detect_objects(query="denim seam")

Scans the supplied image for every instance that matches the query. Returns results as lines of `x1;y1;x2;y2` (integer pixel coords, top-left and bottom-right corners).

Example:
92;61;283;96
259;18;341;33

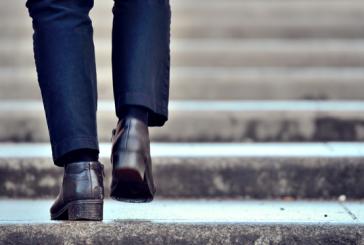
27;1;93;13
116;92;168;109
27;0;93;12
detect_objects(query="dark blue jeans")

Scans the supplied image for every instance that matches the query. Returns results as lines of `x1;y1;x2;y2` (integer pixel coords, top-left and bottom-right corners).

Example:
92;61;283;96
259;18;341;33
26;0;171;164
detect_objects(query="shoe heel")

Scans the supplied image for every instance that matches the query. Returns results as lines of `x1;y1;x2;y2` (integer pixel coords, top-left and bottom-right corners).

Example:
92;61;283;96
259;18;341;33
68;200;103;221
112;152;146;182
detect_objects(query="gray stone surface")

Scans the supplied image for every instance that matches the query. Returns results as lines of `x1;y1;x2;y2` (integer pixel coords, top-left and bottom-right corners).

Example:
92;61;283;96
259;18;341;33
0;200;364;244
3;104;364;142
2;149;364;199
5;67;364;101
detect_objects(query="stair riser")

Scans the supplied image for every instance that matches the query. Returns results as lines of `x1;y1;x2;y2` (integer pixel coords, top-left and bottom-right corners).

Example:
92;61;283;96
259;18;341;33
3;48;364;67
4;68;364;100
1;157;364;199
2;110;364;142
4;0;364;14
1;222;363;245
4;23;364;39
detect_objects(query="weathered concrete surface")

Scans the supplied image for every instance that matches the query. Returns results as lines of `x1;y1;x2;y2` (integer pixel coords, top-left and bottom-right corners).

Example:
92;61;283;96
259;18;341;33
3;106;364;142
2;155;364;199
2;222;363;245
0;200;364;244
4;67;364;101
3;38;364;67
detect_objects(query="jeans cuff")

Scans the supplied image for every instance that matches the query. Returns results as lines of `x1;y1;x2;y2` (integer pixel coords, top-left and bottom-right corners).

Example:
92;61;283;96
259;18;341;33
52;136;99;166
115;92;168;127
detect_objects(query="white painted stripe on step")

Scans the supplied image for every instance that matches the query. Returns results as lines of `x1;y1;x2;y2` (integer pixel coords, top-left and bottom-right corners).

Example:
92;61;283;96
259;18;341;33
1;101;364;112
1;143;364;158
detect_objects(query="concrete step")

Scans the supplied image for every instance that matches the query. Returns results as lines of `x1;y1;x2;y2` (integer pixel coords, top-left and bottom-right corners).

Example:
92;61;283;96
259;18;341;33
3;67;364;100
3;0;364;39
0;200;363;244
1;142;364;199
3;38;364;67
2;100;364;142
5;20;364;39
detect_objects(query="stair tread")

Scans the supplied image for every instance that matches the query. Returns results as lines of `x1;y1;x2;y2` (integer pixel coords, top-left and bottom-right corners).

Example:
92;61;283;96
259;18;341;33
0;200;361;224
1;200;363;243
2;100;364;111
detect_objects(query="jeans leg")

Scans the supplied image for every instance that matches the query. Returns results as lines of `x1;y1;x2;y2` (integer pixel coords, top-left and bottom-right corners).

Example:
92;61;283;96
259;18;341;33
26;0;99;166
112;0;171;127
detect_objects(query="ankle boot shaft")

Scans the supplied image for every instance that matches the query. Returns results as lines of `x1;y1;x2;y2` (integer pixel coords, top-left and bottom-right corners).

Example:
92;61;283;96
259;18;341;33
62;161;104;202
50;161;105;220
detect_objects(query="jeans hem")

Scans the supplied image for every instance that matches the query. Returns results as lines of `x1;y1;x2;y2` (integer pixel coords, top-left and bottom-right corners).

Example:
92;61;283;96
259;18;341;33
52;136;99;166
115;92;168;127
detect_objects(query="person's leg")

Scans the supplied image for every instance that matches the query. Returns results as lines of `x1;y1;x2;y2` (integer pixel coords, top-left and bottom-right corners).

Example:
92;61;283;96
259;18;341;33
26;0;104;221
112;0;171;127
110;0;171;202
26;0;99;166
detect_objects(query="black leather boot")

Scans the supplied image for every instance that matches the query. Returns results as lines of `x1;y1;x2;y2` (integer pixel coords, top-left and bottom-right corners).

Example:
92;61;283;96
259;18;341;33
50;161;104;220
110;117;156;203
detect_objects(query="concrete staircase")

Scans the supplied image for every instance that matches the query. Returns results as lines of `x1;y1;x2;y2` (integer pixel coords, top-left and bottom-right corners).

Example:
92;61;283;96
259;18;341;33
2;142;364;200
1;0;364;243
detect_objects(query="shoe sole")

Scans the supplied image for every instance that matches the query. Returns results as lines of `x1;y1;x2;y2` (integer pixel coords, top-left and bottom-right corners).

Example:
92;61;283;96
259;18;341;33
50;200;103;221
110;152;155;203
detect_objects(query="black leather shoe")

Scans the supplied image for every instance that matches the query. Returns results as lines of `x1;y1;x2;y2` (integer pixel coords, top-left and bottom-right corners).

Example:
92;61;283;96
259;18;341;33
50;161;104;220
110;117;156;203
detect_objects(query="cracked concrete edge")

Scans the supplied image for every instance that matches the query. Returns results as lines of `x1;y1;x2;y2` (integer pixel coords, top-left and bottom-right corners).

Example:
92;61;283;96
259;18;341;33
1;157;364;200
0;222;363;245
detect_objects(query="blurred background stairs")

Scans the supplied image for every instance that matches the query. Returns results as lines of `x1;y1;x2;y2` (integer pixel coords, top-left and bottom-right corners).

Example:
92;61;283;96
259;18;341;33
1;0;364;243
